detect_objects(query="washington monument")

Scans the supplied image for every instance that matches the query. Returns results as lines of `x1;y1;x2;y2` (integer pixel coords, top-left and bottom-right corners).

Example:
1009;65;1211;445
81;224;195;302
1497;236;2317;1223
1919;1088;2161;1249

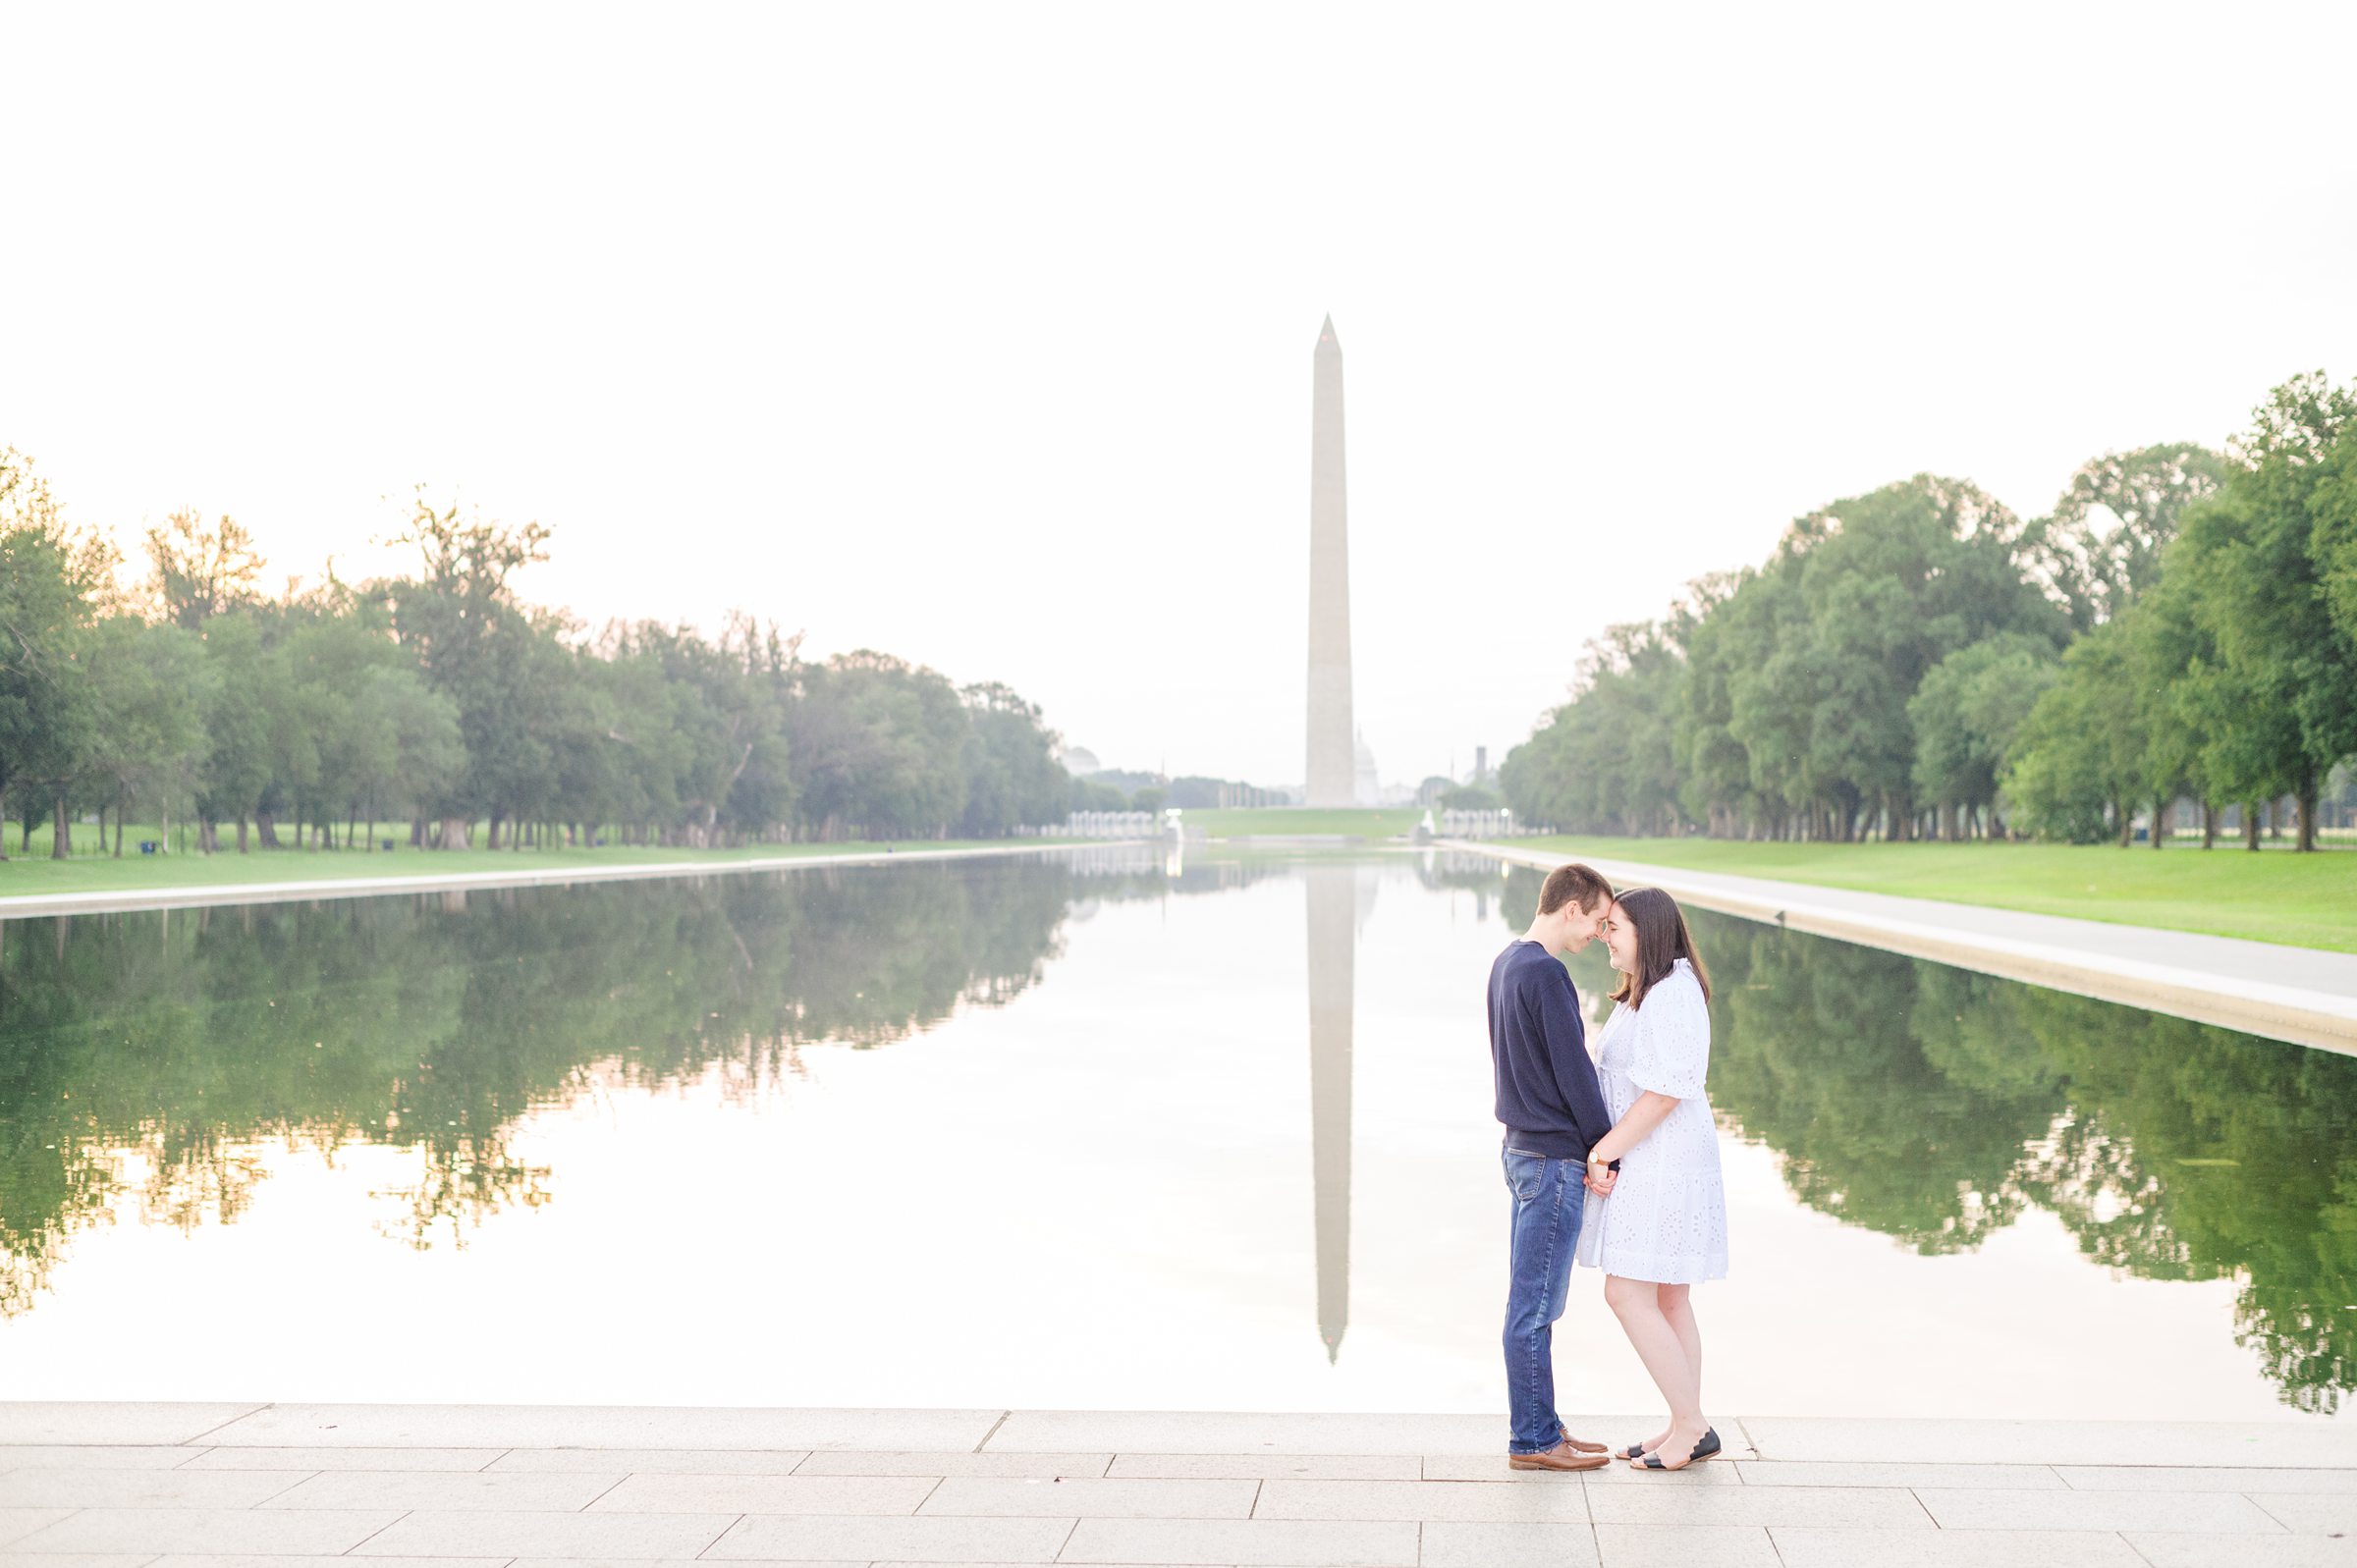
1306;316;1354;807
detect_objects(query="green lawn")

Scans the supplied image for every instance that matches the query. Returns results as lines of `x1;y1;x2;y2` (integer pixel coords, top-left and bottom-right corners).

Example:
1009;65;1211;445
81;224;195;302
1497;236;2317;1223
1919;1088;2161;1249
1500;834;2357;953
0;821;1058;900
1181;807;1423;838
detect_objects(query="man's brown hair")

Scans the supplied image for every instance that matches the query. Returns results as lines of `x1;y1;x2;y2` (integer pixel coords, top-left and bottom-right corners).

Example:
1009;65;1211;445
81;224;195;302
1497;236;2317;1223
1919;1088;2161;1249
1536;862;1614;916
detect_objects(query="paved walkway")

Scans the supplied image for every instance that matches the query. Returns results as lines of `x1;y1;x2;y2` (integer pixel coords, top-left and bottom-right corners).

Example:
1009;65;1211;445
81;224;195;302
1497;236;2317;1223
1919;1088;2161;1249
1453;840;2357;1056
1;1404;2350;1565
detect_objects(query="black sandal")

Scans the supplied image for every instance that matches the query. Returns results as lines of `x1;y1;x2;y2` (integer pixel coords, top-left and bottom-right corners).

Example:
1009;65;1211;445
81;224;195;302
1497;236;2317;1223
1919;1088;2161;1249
1635;1428;1722;1471
1617;1441;1651;1460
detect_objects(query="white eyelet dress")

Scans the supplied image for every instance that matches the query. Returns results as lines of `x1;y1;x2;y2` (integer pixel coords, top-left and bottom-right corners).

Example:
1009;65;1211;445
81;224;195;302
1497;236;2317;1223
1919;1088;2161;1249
1575;959;1728;1283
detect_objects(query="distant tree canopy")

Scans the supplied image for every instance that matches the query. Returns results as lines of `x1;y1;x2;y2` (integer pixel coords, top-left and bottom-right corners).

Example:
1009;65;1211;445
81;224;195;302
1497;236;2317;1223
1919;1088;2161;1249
0;463;1071;855
1501;374;2357;848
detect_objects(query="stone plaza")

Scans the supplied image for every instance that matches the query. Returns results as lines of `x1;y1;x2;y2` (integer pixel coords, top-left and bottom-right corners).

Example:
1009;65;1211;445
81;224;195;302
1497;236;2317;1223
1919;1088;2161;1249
1;1402;2351;1564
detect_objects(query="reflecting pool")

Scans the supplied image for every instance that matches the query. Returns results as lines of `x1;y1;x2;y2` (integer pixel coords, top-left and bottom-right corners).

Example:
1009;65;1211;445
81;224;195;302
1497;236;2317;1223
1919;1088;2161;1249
2;847;2350;1420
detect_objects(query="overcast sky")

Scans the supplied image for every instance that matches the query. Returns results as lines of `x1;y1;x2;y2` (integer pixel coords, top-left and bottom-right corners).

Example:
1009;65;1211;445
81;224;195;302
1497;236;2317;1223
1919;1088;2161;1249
7;2;2353;789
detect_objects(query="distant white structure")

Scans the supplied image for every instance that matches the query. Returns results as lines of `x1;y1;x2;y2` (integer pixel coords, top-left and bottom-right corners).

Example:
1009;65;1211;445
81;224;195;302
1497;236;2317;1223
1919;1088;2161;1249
1353;729;1379;808
1306;317;1355;807
1062;745;1101;777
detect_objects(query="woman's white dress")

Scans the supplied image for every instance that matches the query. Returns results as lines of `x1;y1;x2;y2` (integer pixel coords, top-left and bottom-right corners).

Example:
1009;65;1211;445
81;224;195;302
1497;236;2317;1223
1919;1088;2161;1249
1575;958;1728;1283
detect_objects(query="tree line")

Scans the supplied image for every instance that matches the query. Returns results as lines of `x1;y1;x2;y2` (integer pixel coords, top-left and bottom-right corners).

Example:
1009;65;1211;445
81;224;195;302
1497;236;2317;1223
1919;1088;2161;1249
1501;373;2357;849
0;461;1075;857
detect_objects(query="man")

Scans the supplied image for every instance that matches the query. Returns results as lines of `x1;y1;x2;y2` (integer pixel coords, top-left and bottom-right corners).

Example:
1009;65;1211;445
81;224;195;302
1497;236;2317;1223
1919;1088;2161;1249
1487;861;1618;1470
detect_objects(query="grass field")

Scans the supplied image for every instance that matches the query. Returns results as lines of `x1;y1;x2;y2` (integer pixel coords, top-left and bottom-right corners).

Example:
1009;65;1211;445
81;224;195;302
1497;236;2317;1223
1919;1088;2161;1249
1180;807;1423;838
1503;834;2357;954
0;820;1063;901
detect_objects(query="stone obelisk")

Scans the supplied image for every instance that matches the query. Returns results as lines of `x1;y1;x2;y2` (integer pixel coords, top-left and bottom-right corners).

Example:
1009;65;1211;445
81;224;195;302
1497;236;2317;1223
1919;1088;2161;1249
1306;317;1355;807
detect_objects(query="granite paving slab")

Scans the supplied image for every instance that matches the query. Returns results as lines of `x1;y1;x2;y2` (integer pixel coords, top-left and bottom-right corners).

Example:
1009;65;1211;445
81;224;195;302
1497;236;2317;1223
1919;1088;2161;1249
1415;1518;1600;1568
987;1413;1500;1456
0;1408;261;1448
797;1450;1110;1479
258;1470;625;1511
182;1447;504;1473
7;1508;403;1554
1106;1453;1417;1481
916;1477;1257;1519
0;1512;76;1550
0;1469;312;1509
509;1560;867;1568
203;1404;1003;1453
1766;1525;2149;1566
0;1448;203;1473
2250;1494;2357;1534
1253;1477;1587;1523
145;1558;517;1568
1061;1515;1417;1566
699;1513;1076;1562
1587;1483;1932;1528
1571;1458;1745;1487
585;1473;937;1514
2125;1534;2357;1566
1733;1460;2063;1489
1590;1522;1781;1567
2058;1464;2357;1493
489;1448;813;1476
350;1509;739;1556
1417;1455;1602;1485
1740;1416;2357;1468
0;1554;161;1567
1916;1486;2287;1533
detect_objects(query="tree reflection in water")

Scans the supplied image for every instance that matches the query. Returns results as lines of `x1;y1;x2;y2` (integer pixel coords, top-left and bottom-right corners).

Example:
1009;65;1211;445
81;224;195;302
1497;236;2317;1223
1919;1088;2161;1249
1501;865;2357;1412
0;848;1254;1315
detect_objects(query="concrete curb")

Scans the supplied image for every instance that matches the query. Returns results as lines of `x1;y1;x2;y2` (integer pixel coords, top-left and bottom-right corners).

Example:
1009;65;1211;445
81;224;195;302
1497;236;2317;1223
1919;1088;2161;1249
0;839;1134;921
1451;839;2357;1056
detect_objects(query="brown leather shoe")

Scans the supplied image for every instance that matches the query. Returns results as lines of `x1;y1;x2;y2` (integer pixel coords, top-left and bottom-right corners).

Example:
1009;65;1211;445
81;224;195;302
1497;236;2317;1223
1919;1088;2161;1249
1560;1429;1609;1454
1508;1439;1611;1472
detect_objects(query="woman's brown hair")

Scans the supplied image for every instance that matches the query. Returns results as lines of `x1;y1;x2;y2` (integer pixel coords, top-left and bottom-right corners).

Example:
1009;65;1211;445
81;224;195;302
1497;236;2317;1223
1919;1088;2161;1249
1608;887;1713;1009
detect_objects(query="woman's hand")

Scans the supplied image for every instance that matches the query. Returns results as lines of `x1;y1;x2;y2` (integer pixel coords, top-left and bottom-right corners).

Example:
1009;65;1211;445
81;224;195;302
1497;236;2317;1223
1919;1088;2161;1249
1587;1091;1682;1168
1584;1156;1618;1196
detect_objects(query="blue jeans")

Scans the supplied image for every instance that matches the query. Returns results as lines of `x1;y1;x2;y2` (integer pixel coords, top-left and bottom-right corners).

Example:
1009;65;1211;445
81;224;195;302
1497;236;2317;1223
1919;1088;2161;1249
1502;1144;1586;1453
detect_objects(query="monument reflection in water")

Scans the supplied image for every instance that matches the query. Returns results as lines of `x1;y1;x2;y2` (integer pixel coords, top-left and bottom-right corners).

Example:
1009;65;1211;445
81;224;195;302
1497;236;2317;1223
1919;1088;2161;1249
1;848;2352;1419
1305;859;1357;1363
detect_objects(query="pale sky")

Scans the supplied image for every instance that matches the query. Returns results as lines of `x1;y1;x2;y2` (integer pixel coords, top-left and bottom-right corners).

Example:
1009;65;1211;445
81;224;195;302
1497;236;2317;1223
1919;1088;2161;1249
7;2;2353;789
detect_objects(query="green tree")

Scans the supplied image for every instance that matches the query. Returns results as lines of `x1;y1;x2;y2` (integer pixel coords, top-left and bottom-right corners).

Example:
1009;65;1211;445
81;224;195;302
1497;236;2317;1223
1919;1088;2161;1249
1908;632;2059;838
789;651;969;839
0;450;113;859
2169;374;2357;850
2042;443;2229;626
959;680;1066;837
376;496;559;847
143;509;266;631
193;613;277;852
2002;619;2147;843
81;618;210;854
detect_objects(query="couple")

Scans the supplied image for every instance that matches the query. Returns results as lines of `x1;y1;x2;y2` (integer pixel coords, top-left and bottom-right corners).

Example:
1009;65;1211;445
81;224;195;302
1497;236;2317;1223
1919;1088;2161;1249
1487;862;1728;1473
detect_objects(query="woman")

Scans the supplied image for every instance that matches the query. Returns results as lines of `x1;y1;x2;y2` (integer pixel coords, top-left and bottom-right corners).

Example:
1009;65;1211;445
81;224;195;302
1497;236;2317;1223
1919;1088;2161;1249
1577;887;1728;1471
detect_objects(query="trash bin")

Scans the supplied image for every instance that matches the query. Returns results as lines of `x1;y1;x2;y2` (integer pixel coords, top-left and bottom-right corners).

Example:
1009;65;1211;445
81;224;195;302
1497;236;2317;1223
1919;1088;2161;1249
381;838;397;851
137;840;158;855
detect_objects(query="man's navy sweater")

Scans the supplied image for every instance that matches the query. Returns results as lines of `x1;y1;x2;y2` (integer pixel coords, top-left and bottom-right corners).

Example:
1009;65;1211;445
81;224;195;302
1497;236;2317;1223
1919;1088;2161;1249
1487;940;1615;1160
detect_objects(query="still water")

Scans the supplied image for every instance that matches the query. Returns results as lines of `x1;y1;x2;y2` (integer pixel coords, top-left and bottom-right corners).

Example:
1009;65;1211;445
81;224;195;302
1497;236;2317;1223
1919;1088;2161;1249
2;847;2350;1420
